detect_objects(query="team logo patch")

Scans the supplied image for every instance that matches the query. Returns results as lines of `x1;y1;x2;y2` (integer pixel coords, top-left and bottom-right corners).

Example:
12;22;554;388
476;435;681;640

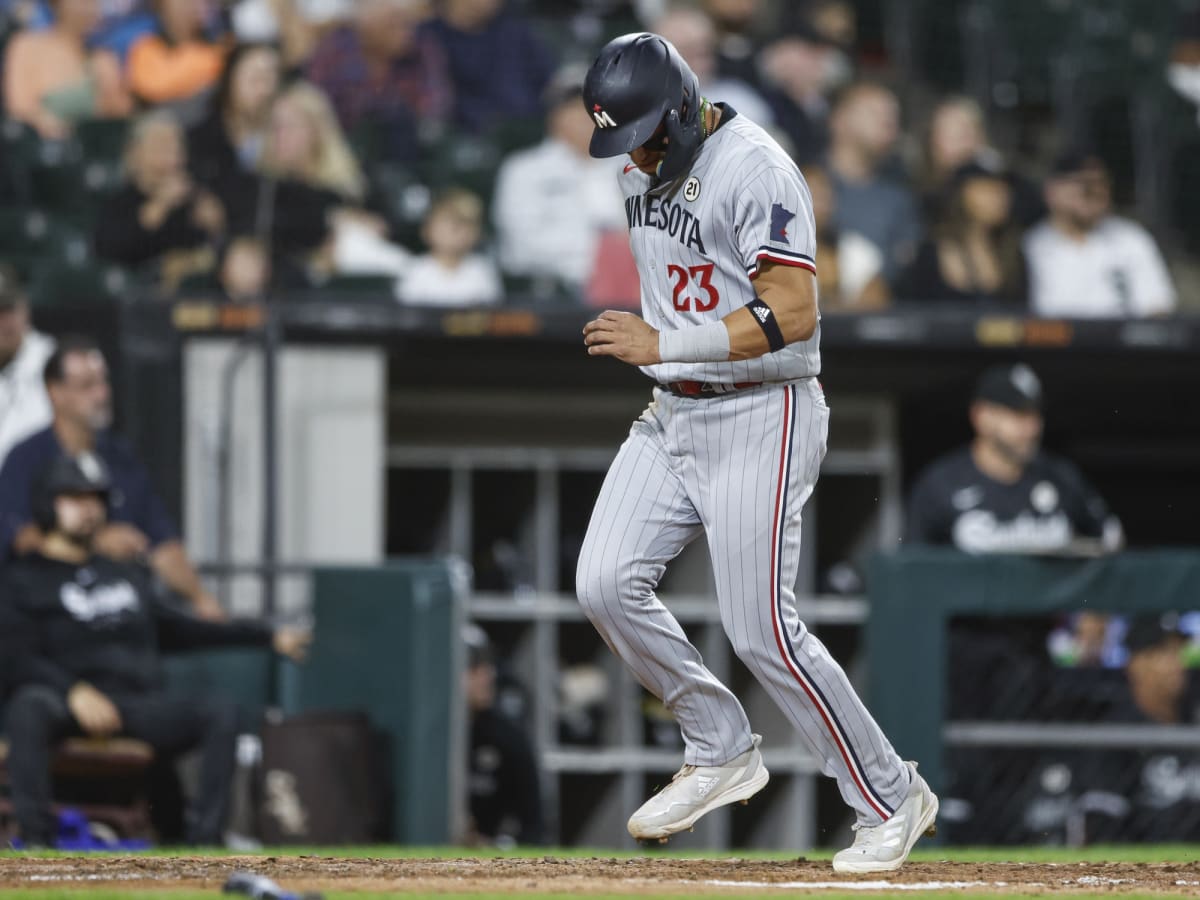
770;203;794;243
591;105;616;128
1031;481;1059;514
683;176;701;202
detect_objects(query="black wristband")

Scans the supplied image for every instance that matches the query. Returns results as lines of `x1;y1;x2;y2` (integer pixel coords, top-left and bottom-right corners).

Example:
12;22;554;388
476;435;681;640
745;297;786;352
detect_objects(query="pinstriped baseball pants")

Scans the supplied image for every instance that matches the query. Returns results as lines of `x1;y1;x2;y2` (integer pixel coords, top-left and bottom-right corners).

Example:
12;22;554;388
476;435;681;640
576;379;910;825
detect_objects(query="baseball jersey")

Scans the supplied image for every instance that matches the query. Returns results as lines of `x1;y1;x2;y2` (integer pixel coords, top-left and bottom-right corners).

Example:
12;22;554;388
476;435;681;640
618;105;821;385
905;447;1121;554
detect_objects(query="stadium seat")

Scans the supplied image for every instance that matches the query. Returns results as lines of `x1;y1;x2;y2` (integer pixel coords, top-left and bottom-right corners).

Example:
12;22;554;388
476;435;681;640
316;273;397;303
0;208;89;278
0;737;155;843
28;256;131;307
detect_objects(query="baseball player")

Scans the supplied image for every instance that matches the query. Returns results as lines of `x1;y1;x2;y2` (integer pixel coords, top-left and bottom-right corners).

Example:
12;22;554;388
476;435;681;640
575;33;937;872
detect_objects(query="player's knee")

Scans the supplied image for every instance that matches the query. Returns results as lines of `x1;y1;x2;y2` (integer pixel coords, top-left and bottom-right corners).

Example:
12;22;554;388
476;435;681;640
4;685;64;733
576;554;639;618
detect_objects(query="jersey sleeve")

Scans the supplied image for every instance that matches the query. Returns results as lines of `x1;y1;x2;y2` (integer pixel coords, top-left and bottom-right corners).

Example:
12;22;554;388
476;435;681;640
1053;457;1123;547
734;165;817;281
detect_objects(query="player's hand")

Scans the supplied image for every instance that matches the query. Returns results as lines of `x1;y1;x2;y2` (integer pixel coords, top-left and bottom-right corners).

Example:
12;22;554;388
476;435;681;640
68;682;122;737
93;523;150;562
273;627;312;663
583;311;662;366
190;591;227;622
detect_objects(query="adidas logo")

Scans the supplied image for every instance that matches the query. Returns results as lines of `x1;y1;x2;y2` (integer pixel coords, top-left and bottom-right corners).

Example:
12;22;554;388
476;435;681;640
753;306;771;325
695;775;719;799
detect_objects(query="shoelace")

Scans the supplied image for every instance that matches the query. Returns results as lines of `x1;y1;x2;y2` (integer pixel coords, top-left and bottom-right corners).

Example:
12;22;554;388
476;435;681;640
671;764;697;783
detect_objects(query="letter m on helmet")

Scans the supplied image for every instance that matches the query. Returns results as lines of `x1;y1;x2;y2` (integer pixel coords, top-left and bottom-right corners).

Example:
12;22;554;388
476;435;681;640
592;106;617;128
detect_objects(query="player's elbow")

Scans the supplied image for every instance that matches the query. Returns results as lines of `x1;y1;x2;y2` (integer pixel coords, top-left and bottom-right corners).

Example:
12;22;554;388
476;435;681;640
785;305;818;343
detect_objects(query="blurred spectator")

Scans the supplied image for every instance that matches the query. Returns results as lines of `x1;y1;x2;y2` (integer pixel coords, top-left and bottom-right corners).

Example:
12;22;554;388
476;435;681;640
94;111;224;276
492;70;625;293
917;95;1040;228
248;81;409;280
396;188;501;307
905;363;1124;555
228;0;320;67
895;161;1025;306
306;0;452;161
2;0;132;139
1048;611;1120;668
702;0;763;86
825;80;921;281
216;235;272;302
462;623;543;847
1024;151;1176;319
187;42;283;191
126;0;226;113
0;454;308;848
652;5;773;127
0;336;225;620
0;266;55;466
801;164;887;310
758;23;836;165
427;0;555;135
1093;614;1200;842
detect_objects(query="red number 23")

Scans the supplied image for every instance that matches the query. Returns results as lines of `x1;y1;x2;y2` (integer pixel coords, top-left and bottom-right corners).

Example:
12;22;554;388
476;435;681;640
668;263;720;313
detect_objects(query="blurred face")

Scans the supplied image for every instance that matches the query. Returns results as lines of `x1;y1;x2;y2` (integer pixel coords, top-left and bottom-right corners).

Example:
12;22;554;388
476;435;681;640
54;0;101;34
960;176;1012;228
930;103;984;174
763;38;832;96
1128;638;1186;709
551;100;594;157
971;401;1042;468
53;492;106;542
49;350;112;433
425;206;480;257
464;660;496;712
628;118;668;176
657;12;716;81
157;0;205;41
703;0;759;28
444;0;501;30
0;302;30;363
836;87;900;162
131;121;185;188
358;0;421;58
1047;165;1112;231
268;97;318;174
220;239;271;301
229;48;281;122
1073;611;1110;663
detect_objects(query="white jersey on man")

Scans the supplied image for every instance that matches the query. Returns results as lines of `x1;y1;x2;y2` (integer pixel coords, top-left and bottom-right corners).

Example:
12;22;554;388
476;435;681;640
618;106;820;385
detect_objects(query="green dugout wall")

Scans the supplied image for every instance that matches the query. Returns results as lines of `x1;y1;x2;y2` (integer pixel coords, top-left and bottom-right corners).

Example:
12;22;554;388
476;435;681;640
866;549;1200;795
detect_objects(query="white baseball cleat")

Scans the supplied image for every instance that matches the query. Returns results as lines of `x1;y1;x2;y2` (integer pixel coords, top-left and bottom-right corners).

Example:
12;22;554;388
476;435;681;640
832;761;939;874
627;734;770;840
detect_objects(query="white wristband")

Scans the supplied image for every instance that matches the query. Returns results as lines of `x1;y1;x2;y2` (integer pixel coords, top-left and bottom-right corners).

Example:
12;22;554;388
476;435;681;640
658;321;731;363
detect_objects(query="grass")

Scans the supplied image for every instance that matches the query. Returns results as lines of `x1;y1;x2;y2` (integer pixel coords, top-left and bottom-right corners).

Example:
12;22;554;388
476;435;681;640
3;843;1200;862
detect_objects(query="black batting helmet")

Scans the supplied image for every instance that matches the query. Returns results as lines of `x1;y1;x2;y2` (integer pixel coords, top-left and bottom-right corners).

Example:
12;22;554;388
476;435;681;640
583;32;703;182
32;453;112;532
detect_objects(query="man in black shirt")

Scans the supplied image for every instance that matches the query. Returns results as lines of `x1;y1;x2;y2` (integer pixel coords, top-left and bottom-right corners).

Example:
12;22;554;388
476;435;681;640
906;364;1123;555
462;624;543;847
0;455;308;847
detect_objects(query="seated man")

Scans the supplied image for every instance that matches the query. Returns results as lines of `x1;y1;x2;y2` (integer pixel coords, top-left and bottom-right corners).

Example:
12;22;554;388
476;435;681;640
0;454;307;847
906;363;1124;555
0;336;223;619
0;265;55;467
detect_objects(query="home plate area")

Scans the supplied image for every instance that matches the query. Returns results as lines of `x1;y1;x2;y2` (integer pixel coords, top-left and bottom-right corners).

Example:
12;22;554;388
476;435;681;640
5;857;1200;895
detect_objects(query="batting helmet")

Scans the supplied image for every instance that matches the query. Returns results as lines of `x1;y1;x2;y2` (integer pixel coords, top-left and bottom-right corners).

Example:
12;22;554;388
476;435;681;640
32;453;112;532
583;32;703;182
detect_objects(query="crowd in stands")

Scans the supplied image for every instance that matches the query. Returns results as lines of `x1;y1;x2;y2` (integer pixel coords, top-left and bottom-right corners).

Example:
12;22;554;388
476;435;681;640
0;0;1195;315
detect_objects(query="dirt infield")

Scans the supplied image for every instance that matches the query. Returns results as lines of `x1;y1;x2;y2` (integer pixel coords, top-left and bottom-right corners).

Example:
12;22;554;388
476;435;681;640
4;856;1200;894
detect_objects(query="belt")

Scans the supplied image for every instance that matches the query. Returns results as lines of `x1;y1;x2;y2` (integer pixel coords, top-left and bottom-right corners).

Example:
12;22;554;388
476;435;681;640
658;380;762;398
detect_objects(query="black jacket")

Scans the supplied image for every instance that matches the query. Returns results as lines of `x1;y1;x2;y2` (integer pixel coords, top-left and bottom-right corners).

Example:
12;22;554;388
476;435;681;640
0;554;270;699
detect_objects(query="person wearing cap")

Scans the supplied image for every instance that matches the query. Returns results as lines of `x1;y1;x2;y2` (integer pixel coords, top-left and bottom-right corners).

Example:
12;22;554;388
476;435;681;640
0;335;224;620
461;623;543;847
0;265;55;468
492;66;627;294
894;160;1026;306
1022;150;1176;318
758;21;838;165
905;363;1123;554
0;454;309;847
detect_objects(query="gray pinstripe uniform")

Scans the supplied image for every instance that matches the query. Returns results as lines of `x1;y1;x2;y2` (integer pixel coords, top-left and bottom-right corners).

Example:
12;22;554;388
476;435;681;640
576;107;910;825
